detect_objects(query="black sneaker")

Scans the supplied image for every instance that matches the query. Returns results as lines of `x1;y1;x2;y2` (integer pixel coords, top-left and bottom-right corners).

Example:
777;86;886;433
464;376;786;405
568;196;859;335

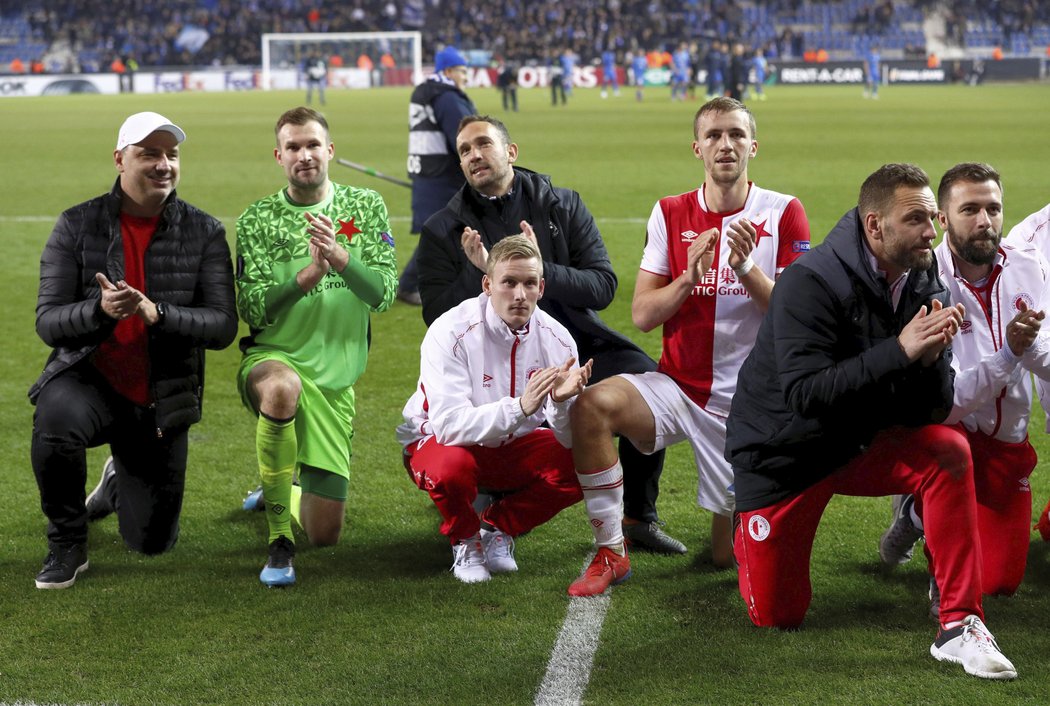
623;520;687;554
86;456;117;521
929;576;941;622
35;544;89;589
879;494;923;567
259;536;296;587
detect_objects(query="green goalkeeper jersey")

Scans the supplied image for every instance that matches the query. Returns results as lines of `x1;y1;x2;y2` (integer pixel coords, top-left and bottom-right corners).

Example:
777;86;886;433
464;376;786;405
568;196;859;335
236;181;397;392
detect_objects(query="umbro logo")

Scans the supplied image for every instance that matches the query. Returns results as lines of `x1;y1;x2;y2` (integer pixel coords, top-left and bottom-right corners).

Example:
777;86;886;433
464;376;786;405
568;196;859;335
274;238;289;248
272;503;286;515
681;230;700;242
482;373;493;388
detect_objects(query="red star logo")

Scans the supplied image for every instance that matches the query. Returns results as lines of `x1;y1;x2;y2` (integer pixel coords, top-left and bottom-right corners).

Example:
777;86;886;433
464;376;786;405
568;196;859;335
337;217;362;242
752;219;770;246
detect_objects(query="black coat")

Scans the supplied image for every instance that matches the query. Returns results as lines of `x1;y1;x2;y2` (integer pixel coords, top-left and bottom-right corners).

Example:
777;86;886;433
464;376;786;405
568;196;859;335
417;167;640;361
30;179;238;432
726;207;955;511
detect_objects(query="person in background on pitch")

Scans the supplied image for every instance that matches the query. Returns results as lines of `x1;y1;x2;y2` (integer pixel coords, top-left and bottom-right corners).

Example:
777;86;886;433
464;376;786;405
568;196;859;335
864;43;881;99
1005;201;1050;544
631;50;648;102
400;45;476;306
30;111;237;589
497;61;518;112
418;114;688;560
726;163;1017;680
236;107;398;586
566;97;810;596
304;51;327;106
879;163;1050;619
398;235;591;583
600;45;619;98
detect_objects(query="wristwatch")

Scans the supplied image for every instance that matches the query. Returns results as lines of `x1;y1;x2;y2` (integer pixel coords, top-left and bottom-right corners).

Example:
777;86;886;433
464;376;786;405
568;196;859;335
155;301;167;326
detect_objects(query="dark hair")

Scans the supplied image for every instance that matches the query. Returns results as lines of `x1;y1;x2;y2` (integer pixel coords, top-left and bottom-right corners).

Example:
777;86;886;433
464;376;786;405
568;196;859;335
937;162;1002;209
457;114;512;146
275;106;329;144
693;97;757;140
858;163;930;217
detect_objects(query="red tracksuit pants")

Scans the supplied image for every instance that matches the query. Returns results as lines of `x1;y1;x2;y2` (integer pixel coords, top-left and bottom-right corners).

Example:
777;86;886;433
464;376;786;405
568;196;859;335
735;424;981;629
404;429;583;543
920;428;1037;597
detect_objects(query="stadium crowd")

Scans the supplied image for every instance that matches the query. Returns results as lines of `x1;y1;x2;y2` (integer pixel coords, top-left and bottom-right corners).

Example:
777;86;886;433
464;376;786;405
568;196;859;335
8;0;1047;74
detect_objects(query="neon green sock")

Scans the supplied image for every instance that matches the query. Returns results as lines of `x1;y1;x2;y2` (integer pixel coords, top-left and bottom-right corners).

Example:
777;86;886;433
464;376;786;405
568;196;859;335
290;484;303;527
256;415;297;544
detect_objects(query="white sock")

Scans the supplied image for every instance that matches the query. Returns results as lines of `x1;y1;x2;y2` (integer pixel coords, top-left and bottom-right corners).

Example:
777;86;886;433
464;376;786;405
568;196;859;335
577;461;624;549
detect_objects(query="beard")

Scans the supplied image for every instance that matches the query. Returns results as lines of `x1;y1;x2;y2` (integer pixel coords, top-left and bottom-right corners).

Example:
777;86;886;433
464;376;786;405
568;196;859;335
950;226;1001;267
883;223;934;273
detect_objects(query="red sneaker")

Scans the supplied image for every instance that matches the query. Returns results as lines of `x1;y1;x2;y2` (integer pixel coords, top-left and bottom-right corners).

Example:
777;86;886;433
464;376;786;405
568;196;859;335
1035;497;1050;542
567;546;631;597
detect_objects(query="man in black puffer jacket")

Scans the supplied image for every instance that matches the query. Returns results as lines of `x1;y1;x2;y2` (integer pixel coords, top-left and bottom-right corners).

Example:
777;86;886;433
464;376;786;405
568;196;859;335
419;115;686;557
726;163;1017;680
29;111;237;589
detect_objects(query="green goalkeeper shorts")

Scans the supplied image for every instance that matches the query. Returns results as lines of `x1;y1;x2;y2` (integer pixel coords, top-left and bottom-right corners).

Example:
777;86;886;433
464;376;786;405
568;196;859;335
238;350;355;489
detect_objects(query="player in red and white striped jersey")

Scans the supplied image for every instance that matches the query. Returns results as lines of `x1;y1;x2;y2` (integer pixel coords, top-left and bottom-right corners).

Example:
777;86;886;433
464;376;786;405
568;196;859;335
566;97;811;597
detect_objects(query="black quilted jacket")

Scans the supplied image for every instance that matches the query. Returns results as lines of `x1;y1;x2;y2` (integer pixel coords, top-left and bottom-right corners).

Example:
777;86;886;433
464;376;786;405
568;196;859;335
29;179;238;433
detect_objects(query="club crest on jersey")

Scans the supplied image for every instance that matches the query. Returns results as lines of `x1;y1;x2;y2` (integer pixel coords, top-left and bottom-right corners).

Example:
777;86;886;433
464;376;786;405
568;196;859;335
748;515;771;541
525;367;542;380
680;230;701;242
482;373;493;388
1013;293;1035;312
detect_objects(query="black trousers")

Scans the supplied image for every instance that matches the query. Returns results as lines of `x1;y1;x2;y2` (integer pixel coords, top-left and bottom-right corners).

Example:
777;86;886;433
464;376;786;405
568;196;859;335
587;343;665;524
31;364;188;554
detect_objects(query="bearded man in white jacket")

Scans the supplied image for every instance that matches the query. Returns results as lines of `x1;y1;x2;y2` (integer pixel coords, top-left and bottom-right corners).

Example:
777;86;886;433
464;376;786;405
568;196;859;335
880;163;1050;631
397;235;592;583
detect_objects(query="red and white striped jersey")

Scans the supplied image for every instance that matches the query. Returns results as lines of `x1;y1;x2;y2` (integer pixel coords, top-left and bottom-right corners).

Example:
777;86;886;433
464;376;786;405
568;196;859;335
640;183;810;415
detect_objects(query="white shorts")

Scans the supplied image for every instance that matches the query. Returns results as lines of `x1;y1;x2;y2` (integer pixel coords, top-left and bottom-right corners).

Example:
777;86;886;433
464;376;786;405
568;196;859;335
621;371;735;517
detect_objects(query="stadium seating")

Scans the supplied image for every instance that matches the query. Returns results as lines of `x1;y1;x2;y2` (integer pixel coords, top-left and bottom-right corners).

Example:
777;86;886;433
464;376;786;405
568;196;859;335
2;0;1049;74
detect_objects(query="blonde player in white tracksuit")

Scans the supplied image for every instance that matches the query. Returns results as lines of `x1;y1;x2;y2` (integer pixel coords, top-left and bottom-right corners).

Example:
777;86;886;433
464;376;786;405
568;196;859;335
397;235;592;583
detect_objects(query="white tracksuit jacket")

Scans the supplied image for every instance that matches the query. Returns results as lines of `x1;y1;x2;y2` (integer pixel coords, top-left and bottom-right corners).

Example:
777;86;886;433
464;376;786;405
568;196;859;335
396;292;579;449
1005;203;1050;432
938;239;1050;442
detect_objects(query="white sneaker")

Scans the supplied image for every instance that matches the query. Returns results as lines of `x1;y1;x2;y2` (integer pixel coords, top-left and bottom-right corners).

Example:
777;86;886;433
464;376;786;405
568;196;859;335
481;529;518;573
451;535;490;583
930;615;1017;680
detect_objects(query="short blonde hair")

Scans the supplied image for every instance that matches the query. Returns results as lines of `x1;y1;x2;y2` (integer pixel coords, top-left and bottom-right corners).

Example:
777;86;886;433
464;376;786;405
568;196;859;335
487;234;542;277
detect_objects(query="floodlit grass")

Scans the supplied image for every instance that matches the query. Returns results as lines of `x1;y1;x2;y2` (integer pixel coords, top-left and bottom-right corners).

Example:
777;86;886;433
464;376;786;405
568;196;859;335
2;82;1050;704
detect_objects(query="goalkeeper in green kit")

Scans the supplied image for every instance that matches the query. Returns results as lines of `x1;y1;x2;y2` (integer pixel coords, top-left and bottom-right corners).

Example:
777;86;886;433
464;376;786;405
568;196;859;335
236;107;397;586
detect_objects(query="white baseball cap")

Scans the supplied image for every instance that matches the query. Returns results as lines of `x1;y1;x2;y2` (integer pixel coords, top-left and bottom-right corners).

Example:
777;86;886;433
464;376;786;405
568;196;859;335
116;111;186;150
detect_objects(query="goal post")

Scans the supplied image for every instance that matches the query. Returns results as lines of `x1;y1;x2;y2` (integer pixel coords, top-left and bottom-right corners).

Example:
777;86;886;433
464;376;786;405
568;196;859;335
261;31;423;90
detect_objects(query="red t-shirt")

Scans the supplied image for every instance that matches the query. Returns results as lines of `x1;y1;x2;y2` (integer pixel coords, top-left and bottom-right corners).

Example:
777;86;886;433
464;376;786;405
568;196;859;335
93;213;159;406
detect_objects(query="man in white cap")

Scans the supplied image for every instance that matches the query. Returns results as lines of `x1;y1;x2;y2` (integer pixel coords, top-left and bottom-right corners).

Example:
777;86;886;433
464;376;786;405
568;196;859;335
29;111;237;589
399;44;476;305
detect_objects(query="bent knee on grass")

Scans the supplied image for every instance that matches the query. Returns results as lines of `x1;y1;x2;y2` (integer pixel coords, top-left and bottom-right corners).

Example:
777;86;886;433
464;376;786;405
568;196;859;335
301;493;345;547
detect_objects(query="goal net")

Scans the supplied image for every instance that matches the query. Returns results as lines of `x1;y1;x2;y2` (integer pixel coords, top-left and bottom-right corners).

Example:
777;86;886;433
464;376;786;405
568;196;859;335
261;31;423;90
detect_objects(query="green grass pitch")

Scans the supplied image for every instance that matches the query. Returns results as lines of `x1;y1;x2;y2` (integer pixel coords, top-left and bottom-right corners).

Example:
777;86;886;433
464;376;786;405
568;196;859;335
2;83;1050;704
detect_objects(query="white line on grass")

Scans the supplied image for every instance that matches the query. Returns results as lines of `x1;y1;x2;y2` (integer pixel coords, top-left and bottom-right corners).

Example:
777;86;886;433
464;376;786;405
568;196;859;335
534;551;609;706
